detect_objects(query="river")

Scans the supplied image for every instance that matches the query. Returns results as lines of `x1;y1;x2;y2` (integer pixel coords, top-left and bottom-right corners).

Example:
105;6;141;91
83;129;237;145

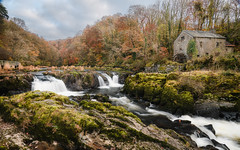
32;72;240;150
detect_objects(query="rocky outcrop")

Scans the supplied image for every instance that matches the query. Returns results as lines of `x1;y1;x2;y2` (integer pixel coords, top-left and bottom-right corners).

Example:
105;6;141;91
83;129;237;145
124;71;240;117
0;91;198;149
45;70;131;90
44;71;99;91
0;73;33;96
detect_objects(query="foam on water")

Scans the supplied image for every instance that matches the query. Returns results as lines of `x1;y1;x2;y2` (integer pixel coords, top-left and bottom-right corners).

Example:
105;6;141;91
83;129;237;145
97;76;109;89
145;108;240;150
32;76;84;96
101;73;123;88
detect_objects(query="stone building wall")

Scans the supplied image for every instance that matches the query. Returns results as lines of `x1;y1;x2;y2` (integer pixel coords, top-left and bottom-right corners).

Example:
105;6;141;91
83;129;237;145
195;38;226;56
0;60;22;70
173;32;193;57
174;31;232;61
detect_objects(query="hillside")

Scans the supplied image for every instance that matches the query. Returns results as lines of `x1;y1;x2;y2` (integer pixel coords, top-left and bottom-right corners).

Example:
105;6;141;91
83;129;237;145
0;19;59;66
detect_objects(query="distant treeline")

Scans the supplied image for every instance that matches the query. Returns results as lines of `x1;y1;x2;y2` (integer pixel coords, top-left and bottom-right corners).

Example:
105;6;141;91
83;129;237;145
0;1;239;69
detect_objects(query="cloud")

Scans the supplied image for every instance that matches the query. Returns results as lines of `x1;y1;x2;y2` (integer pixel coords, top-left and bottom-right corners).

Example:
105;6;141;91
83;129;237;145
2;0;156;40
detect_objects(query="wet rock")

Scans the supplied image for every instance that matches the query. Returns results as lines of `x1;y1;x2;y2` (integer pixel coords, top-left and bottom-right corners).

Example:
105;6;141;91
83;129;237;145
92;94;110;103
194;100;220;118
219;112;240;122
201;145;218;150
45;71;99;91
0;73;33;96
204;124;216;135
211;139;230;150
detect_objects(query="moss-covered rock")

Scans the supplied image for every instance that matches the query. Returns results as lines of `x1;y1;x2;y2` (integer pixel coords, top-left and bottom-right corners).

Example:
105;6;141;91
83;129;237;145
124;71;240;115
0;91;196;149
44;71;99;91
0;73;33;96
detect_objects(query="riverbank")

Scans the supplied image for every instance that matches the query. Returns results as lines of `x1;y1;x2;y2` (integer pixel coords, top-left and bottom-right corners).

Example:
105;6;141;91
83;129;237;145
124;71;240;120
0;91;197;149
0;73;33;96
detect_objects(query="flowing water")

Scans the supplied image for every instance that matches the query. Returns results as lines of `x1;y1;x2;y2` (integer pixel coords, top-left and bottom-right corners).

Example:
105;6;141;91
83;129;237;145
100;73;123;88
97;75;108;88
32;74;84;96
32;72;240;150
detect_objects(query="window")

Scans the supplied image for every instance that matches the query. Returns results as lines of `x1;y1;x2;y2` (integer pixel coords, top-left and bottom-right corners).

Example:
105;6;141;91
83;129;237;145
180;48;183;51
181;36;185;41
206;53;209;56
216;42;219;47
200;42;203;48
197;55;200;57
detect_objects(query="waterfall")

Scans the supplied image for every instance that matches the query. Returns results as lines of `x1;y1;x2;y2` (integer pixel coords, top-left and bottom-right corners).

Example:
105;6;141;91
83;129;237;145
100;73;123;88
97;76;108;88
32;76;68;92
113;74;119;83
32;75;84;96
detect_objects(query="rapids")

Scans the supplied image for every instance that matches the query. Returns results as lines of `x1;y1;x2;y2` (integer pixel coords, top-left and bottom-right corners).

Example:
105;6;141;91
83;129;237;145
31;72;240;150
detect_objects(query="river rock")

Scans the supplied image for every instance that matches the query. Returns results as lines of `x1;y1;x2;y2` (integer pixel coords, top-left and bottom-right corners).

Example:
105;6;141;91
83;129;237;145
45;71;99;90
194;100;220;118
211;139;230;150
204;124;216;135
0;73;33;96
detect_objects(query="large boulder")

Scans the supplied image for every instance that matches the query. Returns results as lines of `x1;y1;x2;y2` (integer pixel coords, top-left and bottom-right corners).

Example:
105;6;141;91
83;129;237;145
0;91;198;150
0;73;33;96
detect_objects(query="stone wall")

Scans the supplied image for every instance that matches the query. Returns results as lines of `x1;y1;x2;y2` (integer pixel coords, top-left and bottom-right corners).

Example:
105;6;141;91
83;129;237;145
0;60;23;70
195;38;226;56
173;32;193;57
174;32;231;60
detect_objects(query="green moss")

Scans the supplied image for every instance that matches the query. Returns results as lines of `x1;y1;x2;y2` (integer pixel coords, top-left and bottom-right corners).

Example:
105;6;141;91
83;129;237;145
0;146;7;150
109;105;141;123
167;72;179;80
0;91;104;147
107;114;130;122
125;72;240;114
101;128;128;142
109;119;128;128
80;100;106;113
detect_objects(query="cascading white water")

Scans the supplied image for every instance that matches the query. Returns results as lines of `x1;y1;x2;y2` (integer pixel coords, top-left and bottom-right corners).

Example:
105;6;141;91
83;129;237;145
32;75;84;96
109;96;240;150
99;73;123;88
97;76;108;89
145;108;240;150
32;76;68;92
113;75;119;83
178;115;240;150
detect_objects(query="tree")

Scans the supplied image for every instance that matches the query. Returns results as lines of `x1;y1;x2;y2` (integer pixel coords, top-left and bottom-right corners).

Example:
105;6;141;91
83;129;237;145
194;1;207;30
0;3;8;34
11;17;28;30
0;3;8;21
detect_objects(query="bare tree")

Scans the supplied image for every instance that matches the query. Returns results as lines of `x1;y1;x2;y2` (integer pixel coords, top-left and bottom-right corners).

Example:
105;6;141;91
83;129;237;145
11;17;28;30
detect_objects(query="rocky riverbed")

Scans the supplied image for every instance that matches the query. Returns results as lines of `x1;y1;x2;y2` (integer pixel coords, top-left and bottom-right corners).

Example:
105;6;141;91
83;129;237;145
124;71;240;121
0;91;198;149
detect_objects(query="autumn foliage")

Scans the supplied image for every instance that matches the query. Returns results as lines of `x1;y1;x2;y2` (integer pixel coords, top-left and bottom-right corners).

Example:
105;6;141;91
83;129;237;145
0;0;239;69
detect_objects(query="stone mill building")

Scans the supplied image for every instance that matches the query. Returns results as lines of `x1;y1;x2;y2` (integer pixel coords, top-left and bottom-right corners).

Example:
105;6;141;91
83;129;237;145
173;30;234;62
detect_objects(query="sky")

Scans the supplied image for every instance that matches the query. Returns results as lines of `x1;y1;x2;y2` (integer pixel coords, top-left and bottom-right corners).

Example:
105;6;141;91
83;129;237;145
2;0;156;41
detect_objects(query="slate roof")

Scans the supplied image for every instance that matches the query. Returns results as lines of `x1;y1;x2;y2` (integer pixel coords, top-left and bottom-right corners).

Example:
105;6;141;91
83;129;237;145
183;30;225;39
